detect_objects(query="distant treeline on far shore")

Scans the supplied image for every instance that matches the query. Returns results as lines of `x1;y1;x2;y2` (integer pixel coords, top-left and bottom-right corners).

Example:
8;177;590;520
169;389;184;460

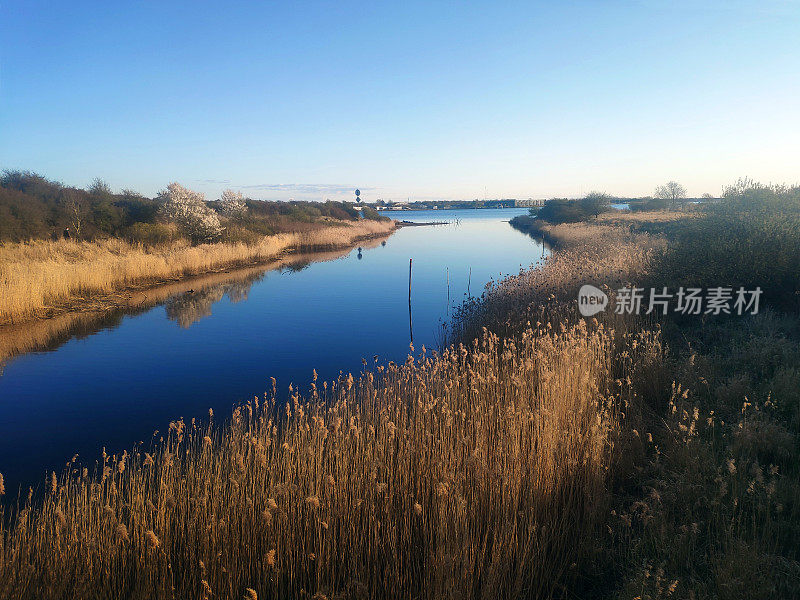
372;192;719;212
0;170;388;245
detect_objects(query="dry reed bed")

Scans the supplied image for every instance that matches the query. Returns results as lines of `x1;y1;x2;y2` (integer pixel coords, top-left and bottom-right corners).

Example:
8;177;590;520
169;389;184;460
535;222;642;248
525;220;667;250
486;213;800;596
595;209;698;225
0;323;659;600
451;228;662;343
0;220;395;325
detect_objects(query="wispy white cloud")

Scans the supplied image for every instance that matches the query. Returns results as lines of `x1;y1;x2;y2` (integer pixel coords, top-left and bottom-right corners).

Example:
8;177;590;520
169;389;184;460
194;178;232;185
239;183;374;195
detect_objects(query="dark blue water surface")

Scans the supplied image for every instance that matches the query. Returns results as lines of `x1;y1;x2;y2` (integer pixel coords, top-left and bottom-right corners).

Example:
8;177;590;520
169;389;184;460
0;209;547;490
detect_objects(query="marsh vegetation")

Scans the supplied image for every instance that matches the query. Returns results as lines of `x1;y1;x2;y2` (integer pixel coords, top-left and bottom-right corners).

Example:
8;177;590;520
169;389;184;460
0;220;395;325
0;321;644;599
1;181;799;599
0;173;394;324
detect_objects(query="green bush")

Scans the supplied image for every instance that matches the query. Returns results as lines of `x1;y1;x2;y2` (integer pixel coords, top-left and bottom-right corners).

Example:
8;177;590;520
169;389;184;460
0;170;159;241
535;199;587;223
652;183;800;312
361;205;389;221
221;225;272;245
320;201;359;220
125;222;179;246
535;193;611;224
629;197;670;211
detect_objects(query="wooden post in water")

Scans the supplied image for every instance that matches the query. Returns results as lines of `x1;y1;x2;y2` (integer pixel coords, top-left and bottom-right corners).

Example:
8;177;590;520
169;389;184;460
408;258;413;345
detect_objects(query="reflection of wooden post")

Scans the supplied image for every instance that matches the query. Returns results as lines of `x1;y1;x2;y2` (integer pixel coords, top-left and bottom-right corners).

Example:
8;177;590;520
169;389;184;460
446;267;450;315
408;258;413;345
409;258;412;301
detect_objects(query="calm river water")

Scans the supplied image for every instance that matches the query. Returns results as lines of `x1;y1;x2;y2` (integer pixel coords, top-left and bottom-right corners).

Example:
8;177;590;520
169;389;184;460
0;208;547;489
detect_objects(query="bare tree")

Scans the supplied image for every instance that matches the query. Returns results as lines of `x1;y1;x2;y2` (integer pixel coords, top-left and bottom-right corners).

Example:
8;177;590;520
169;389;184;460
578;191;612;218
63;189;86;239
654;181;687;210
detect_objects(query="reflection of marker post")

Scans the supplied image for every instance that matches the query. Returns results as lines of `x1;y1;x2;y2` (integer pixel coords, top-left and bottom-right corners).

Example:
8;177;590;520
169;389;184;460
446;267;450;316
408;258;413;344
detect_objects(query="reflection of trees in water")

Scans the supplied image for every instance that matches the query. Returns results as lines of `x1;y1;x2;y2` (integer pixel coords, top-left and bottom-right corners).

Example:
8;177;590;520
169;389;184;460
284;236;385;272
2;231;396;365
1;309;141;369
280;260;313;273
164;272;264;328
165;289;224;328
225;279;253;304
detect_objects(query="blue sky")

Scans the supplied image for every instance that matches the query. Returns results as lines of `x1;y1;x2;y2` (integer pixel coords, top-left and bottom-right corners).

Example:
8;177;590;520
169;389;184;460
1;1;799;201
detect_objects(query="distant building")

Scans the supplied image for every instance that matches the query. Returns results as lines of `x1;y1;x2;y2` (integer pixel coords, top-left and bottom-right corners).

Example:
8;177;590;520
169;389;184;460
515;198;546;207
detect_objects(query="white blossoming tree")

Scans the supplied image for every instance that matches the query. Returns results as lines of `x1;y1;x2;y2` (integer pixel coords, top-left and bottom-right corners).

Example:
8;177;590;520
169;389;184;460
219;189;247;218
157;182;222;243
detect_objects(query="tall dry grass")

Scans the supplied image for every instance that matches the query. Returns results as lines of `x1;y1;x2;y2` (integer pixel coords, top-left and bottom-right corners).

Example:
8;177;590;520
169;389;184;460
0;322;655;600
451;223;662;345
595;209;697;225
0;220;395;324
484;210;800;597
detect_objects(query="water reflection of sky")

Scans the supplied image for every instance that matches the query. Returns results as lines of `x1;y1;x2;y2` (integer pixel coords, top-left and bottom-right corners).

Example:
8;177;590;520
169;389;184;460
0;209;547;488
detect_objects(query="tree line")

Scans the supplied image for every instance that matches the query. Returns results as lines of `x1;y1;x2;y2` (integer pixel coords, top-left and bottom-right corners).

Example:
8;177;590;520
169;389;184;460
0;171;386;244
534;181;695;223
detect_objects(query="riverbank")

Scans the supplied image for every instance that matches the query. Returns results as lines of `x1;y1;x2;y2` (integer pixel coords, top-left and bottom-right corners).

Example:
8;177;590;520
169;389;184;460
0;219;396;326
509;209;695;249
0;240;389;366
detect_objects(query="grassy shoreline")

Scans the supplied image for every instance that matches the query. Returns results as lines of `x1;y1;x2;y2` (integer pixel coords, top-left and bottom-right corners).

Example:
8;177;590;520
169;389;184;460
0;220;396;326
0;240;391;366
509;209;696;249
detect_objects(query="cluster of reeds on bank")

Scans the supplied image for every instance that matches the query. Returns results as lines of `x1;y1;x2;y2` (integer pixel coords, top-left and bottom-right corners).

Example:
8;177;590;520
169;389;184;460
0;319;661;600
